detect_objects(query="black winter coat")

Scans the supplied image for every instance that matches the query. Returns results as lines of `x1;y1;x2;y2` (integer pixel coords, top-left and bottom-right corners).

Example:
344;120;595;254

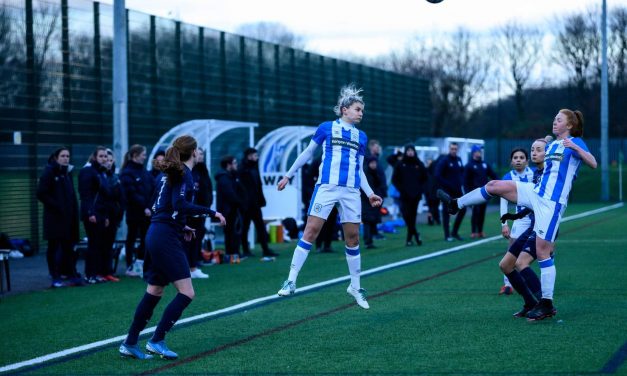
105;169;125;225
215;169;247;217
37;160;79;241
435;154;464;196
239;159;266;209
361;167;386;223
120;160;155;222
425;155;444;200
392;157;428;200
464;158;497;192
78;161;111;221
192;162;213;208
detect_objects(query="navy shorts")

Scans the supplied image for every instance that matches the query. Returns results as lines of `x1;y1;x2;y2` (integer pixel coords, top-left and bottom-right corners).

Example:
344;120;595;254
507;227;535;258
143;222;191;286
508;227;559;260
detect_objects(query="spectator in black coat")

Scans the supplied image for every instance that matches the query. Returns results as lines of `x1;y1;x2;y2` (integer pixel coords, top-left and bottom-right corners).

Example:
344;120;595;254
435;142;467;241
366;140;388;240
361;156;385;249
37;147;81;287
102;149;124;281
215;155;247;262
392;145;428;246
464;145;497;238
301;162;316;218
386;148;404;169
78;146;111;284
120;144;155;277
239;148;277;258
425;156;443;226
187;147;212;278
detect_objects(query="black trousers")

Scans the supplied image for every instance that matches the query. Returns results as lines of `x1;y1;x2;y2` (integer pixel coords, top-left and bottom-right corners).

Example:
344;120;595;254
186;217;206;267
125;218;150;267
427;197;441;224
224;211;242;255
441;204;467;238
362;222;377;246
102;223;120;275
46;238;76;279
241;206;270;255
83;220;108;278
400;196;421;242
471;203;488;233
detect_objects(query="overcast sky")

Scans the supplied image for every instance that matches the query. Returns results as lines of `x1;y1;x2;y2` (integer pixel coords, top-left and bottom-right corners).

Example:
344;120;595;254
102;0;627;58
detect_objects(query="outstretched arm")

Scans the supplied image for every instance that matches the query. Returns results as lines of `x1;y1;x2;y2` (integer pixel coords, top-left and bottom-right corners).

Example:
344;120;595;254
278;140;318;191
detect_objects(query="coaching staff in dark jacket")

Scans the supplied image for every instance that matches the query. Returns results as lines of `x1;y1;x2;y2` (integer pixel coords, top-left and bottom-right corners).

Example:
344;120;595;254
392;145;428;246
361;156;386;249
435;142;467;241
120;144;155;276
464;145;497;238
102;149;125;280
216;155;247;261
187;147;212;276
79;146;111;284
37;147;80;287
239;148;277;258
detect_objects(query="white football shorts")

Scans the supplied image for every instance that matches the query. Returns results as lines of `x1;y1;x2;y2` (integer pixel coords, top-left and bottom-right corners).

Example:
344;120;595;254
307;184;362;223
510;217;532;239
516;181;565;242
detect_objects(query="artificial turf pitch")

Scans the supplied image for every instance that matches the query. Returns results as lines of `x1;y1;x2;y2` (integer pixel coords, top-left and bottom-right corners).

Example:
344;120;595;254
1;203;626;375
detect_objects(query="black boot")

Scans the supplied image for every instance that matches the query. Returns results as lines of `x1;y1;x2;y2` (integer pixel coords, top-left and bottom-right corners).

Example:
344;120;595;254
414;233;422;246
437;189;459;215
526;298;557;321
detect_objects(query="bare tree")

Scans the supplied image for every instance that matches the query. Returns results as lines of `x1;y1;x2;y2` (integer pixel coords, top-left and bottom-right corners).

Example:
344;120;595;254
375;29;491;136
609;6;627;87
445;29;492;129
553;10;600;102
0;6;21;107
494;22;542;122
235;21;306;49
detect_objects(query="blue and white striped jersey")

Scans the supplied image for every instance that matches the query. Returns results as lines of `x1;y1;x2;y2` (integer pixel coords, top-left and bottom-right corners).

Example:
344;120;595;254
502;166;535;214
534;137;589;205
312;119;367;188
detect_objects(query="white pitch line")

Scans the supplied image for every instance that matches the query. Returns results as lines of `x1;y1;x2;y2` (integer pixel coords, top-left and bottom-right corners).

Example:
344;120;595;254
1;202;623;374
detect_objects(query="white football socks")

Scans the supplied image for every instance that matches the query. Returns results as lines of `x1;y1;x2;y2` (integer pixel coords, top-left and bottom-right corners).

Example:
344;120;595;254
458;186;493;209
539;258;556;300
288;239;312;282
345;245;361;290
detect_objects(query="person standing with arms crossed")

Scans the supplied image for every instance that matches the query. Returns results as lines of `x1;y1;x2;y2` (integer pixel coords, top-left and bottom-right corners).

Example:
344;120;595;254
119;135;225;360
275;85;382;309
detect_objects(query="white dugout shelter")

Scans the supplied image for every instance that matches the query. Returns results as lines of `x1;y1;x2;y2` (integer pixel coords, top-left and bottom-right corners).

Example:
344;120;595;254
254;125;317;221
148;119;257;178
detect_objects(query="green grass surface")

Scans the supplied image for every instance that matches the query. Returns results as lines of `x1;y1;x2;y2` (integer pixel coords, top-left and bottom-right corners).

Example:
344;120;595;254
1;203;626;375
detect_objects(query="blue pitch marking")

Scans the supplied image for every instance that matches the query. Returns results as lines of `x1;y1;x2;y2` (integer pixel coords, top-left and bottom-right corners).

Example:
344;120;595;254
600;341;627;374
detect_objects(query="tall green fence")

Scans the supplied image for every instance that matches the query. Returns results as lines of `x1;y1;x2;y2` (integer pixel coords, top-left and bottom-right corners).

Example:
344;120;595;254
0;0;431;250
